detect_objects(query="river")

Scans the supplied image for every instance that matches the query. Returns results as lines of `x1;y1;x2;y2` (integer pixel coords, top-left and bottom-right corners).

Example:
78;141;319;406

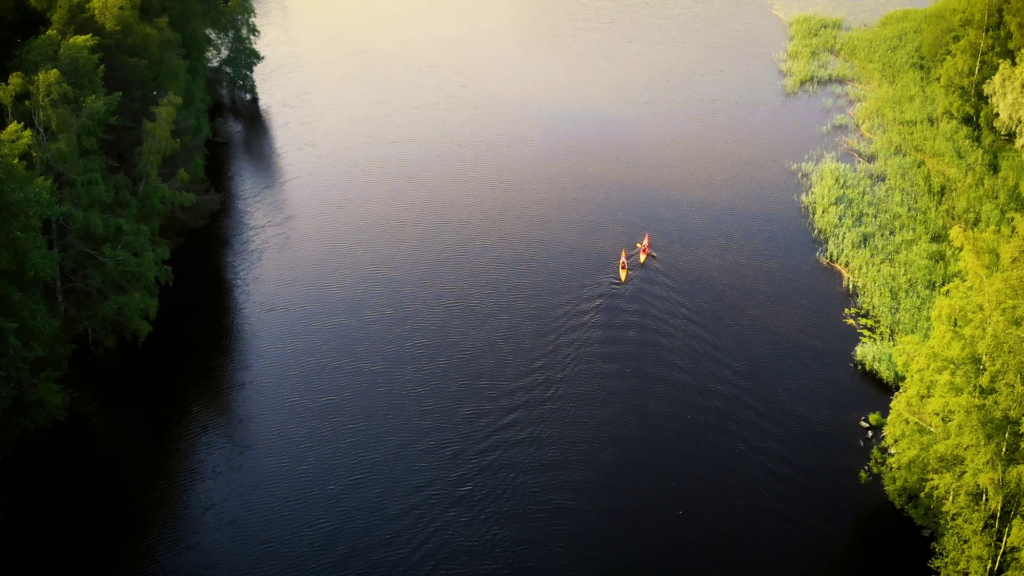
3;0;936;574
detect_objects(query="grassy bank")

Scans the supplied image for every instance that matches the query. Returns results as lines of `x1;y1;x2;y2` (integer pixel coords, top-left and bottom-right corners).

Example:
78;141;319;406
782;2;1024;574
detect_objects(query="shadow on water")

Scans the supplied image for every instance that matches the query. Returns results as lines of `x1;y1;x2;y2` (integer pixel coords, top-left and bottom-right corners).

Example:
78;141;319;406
234;100;281;186
824;495;936;576
0;105;245;573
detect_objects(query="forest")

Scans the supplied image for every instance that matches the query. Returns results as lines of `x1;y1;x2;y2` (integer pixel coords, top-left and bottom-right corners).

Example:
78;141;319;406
782;0;1024;573
0;0;260;450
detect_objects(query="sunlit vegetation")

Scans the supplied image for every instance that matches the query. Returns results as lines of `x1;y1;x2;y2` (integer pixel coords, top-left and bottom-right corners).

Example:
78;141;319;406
0;0;261;449
784;1;1024;573
778;15;851;94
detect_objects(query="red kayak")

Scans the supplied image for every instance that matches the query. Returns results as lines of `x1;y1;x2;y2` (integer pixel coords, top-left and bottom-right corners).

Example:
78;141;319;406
638;233;650;264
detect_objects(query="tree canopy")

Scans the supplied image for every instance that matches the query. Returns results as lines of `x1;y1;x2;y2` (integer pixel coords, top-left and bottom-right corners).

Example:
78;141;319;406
0;0;261;448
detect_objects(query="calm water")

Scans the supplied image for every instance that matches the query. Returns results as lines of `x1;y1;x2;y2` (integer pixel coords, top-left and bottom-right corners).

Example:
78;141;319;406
4;1;938;574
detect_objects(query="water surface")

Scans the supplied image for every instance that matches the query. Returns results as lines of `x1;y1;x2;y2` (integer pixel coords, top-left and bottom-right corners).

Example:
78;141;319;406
29;1;939;574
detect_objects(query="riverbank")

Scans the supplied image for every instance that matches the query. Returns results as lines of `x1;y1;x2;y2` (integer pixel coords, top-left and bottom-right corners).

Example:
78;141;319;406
0;1;264;562
783;3;1024;574
0;93;281;571
0;0;261;453
0;203;235;570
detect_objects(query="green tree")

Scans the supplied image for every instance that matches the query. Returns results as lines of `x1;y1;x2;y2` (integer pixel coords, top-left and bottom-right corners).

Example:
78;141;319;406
0;0;46;76
987;55;1024;149
208;0;262;100
0;0;263;450
935;0;1016;130
0;122;64;446
884;222;1024;574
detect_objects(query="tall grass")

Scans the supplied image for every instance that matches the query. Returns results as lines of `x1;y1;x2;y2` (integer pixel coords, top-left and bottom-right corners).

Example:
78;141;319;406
778;15;853;94
787;10;1024;382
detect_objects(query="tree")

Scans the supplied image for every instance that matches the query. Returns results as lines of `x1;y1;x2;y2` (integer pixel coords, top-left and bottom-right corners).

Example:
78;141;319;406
208;0;263;100
884;221;1024;574
0;0;264;449
987;55;1024;149
0;122;64;447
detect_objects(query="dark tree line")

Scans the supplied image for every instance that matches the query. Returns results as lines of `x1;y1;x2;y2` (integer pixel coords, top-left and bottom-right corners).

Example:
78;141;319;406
0;0;261;449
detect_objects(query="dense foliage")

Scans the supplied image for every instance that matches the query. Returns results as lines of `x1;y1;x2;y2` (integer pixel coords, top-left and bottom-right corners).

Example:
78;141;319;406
783;1;1024;573
0;0;260;449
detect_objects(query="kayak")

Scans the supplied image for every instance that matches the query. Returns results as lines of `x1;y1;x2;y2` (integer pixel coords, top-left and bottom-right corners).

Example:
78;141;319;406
619;249;628;283
638;233;650;264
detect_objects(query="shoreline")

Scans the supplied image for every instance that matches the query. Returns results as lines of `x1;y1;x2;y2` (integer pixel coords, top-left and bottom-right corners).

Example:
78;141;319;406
783;3;1024;573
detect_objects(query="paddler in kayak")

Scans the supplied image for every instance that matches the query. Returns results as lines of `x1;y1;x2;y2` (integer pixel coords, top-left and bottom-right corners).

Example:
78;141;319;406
636;233;656;263
619;249;628;283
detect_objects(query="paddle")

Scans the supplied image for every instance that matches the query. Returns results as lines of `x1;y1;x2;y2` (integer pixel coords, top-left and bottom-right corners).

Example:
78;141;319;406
635;243;657;258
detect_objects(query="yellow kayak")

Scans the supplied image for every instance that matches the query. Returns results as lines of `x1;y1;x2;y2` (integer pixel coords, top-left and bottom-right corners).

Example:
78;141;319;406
618;249;628;283
638;233;650;265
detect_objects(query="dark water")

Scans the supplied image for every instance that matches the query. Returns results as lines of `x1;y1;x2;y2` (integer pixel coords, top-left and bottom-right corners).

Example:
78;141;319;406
3;1;937;574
